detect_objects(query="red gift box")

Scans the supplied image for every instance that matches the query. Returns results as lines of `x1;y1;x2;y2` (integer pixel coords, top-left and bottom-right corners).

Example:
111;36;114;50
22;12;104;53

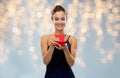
55;34;65;46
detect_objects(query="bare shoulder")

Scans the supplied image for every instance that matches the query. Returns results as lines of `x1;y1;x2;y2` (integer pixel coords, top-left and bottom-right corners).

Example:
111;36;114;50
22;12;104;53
41;34;50;43
67;34;77;50
41;34;53;45
41;34;52;39
66;34;77;46
69;34;77;41
41;34;48;39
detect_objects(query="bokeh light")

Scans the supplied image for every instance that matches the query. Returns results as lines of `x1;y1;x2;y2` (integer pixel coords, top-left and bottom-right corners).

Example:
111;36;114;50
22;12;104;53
0;0;120;78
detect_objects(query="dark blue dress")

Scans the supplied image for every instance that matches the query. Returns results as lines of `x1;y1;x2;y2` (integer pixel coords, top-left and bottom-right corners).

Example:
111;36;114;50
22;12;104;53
45;36;75;78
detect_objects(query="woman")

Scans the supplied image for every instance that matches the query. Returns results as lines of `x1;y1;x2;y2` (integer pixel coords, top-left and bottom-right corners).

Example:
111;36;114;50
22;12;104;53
41;5;77;78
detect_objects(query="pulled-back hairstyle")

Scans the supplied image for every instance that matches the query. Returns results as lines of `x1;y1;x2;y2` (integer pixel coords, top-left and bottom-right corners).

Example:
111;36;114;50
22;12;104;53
51;5;67;20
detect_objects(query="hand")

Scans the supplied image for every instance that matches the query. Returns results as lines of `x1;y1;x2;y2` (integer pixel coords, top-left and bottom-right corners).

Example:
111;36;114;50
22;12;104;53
49;36;59;47
50;36;67;50
55;43;67;50
55;43;63;50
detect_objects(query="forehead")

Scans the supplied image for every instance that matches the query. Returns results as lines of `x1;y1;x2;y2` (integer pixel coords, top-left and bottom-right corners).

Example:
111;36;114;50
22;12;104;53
53;11;66;17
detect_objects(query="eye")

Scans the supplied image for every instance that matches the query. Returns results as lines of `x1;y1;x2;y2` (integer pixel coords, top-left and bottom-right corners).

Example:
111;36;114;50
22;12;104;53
61;17;65;21
55;17;59;21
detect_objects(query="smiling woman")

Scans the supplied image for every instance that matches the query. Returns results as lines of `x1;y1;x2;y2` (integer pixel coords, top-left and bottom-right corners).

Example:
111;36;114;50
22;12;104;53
0;0;120;78
40;5;77;78
51;5;67;31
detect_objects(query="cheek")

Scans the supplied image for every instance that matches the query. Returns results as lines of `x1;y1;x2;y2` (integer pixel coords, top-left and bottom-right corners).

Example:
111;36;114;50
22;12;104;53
53;21;58;25
52;19;66;25
63;21;66;24
55;21;66;26
61;21;66;25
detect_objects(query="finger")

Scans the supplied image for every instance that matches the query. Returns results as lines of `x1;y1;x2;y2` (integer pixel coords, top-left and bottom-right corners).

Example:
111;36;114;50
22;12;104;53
55;38;60;42
55;42;62;47
55;46;63;50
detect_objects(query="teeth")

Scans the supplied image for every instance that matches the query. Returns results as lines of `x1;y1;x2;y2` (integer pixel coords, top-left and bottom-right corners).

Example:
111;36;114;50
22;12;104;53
57;25;62;27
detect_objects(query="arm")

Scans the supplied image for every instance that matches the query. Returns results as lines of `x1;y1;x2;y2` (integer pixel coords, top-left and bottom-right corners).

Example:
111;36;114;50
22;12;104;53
40;35;55;65
63;35;77;67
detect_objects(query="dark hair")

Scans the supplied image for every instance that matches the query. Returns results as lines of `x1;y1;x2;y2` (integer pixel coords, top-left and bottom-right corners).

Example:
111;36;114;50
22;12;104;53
51;5;67;20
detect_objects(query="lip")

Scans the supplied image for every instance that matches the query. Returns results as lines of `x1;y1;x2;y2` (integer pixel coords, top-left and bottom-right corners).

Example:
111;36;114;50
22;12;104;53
58;25;63;27
56;25;64;28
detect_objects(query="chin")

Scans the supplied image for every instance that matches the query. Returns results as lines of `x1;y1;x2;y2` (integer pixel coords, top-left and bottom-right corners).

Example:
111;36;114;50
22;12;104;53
57;28;64;30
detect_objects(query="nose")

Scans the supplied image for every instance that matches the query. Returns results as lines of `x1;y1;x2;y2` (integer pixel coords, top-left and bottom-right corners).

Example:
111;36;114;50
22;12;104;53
57;20;63;25
58;19;63;24
58;19;62;22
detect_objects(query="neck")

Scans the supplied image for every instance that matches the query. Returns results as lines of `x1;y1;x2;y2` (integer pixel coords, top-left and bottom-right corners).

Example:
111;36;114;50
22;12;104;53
54;30;64;34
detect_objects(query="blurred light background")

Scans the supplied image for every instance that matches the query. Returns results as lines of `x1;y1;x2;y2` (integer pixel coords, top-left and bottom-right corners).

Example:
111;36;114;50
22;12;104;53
0;0;120;78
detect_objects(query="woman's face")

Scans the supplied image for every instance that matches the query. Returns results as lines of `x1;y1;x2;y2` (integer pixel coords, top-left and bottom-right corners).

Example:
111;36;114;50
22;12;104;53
52;11;67;31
